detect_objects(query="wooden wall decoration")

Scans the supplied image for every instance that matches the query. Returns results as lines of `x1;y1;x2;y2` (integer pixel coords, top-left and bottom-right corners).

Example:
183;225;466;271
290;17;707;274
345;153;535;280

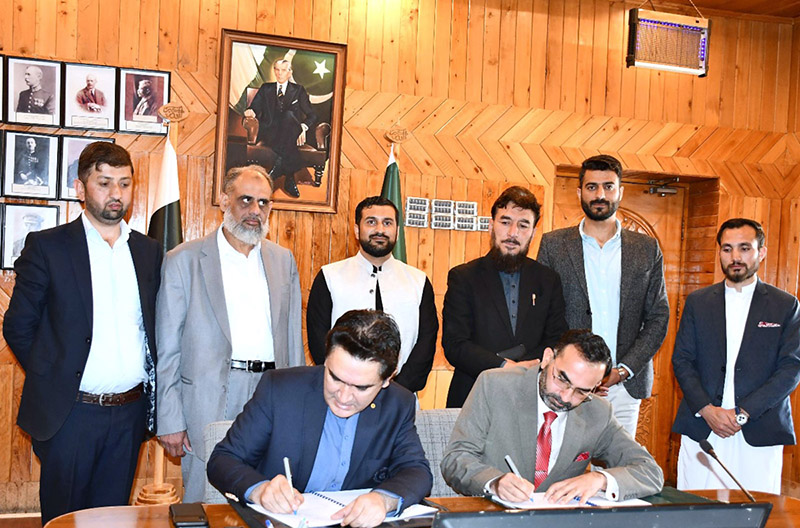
2;0;800;512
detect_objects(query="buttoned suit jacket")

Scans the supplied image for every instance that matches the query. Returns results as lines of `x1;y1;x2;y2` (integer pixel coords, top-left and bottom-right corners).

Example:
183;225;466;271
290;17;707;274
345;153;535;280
537;227;669;399
207;366;432;508
76;87;107;110
442;255;568;407
672;279;800;446
155;231;304;453
441;366;664;499
3;217;162;441
247;82;318;146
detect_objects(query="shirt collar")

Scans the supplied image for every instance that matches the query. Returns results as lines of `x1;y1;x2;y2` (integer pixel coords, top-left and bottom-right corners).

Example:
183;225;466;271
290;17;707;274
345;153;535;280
81;211;130;247
355;250;394;273
578;218;622;243
217;226;261;259
724;275;758;296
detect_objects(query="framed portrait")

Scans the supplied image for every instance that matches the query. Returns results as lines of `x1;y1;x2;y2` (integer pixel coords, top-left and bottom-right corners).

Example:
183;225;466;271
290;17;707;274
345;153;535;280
59;136;115;200
5;56;62;126
0;56;4;121
63;63;117;131
214;30;347;213
3;131;59;199
118;67;169;135
2;203;60;269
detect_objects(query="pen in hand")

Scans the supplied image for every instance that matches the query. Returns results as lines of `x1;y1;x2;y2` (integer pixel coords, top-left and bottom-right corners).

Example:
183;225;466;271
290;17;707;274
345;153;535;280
283;457;297;514
504;455;534;502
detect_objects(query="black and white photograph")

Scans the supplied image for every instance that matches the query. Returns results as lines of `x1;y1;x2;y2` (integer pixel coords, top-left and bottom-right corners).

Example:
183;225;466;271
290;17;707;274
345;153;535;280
3;131;59;199
63;63;117;131
2;203;59;269
118;67;169;134
0;56;4;122
59;136;115;200
5;56;62;126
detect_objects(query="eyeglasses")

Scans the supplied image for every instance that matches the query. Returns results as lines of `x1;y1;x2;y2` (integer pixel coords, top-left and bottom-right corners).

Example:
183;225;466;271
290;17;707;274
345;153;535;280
549;364;595;401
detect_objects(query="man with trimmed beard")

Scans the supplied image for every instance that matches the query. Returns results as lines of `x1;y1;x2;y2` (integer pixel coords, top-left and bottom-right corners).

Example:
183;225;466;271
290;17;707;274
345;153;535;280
306;196;438;393
156;164;303;502
442;186;568;408
442;329;663;502
673;218;800;494
537;155;669;438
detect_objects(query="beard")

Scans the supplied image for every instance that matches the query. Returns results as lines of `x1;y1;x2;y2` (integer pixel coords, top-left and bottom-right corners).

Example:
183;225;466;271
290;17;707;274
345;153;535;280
581;197;620;221
360;233;395;258
488;232;531;273
85;197;128;224
538;365;574;412
223;208;268;246
722;259;760;284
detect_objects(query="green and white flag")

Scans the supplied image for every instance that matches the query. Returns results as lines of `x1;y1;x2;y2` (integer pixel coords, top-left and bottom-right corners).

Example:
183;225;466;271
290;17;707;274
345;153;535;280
148;132;183;252
380;144;406;263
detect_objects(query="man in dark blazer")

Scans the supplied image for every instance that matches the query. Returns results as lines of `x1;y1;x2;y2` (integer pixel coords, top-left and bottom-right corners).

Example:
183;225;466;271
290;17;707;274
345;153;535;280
672;218;800;494
537;155;669;437
442;186;568;408
3;142;162;524
243;59;318;199
208;310;431;528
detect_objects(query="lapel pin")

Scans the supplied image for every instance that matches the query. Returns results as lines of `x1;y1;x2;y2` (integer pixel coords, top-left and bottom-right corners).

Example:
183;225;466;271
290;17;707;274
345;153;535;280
532;294;536;306
370;403;376;409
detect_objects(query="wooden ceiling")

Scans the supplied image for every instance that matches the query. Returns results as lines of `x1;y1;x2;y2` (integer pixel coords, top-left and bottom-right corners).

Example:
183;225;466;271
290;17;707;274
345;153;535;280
654;0;800;18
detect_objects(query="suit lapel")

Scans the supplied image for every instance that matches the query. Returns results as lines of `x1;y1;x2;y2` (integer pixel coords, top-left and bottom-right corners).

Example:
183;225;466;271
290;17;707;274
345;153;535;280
298;372;328;490
736;279;768;362
516;367;541;479
199;233;232;345
65;218;93;326
345;386;384;487
546;406;587;484
260;243;281;346
619;230;634;314
709;282;727;364
566;227;590;301
479;257;515;336
128;233;151;320
517;260;536;331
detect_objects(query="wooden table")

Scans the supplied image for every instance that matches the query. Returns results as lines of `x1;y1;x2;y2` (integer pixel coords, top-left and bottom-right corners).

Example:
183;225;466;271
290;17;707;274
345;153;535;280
45;491;800;528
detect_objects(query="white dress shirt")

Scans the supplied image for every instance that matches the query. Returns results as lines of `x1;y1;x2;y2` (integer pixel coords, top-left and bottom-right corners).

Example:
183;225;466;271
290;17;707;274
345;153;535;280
217;228;274;362
79;213;147;394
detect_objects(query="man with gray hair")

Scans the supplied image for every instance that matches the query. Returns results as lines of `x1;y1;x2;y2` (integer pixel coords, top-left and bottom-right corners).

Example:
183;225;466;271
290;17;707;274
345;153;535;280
17;65;55;115
156;164;304;501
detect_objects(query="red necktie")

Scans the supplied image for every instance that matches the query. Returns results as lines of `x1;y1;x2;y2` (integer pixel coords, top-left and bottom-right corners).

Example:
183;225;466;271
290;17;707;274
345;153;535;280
534;411;557;488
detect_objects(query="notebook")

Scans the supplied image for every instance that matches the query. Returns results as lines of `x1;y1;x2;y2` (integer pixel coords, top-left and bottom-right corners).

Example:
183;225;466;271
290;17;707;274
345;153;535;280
491;492;649;510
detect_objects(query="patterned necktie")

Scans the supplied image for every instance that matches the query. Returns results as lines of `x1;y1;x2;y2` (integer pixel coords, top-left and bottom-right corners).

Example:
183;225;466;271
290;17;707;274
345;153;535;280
534;411;557;489
277;85;284;111
372;265;383;311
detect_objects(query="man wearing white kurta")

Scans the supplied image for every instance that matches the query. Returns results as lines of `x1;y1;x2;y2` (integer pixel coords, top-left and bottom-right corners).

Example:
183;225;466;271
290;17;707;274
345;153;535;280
672;218;800;494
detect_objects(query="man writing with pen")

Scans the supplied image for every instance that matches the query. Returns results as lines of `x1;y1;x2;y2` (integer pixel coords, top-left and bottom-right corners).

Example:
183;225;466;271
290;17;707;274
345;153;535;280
441;329;663;504
207;310;432;528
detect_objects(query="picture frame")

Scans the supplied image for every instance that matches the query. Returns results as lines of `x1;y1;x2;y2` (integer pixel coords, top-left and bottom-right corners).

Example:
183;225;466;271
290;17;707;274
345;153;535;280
63;63;117;131
59;136;115;201
214;30;346;213
0;55;4;122
5;56;63;126
118;67;170;135
2;203;60;269
3;131;59;199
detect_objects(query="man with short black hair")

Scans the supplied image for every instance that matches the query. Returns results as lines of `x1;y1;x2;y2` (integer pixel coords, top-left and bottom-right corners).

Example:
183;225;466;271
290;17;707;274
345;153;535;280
4;141;163;524
442;329;663;503
673;218;800;494
442;186;568;407
307;196;438;393
208;310;432;528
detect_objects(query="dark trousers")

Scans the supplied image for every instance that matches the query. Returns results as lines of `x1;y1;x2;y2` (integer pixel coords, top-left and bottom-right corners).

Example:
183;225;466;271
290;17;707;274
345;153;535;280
32;396;146;525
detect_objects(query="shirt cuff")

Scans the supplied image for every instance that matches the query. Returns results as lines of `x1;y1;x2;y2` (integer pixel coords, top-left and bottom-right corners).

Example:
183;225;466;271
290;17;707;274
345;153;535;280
596;470;620;501
301;123;309;132
483;476;501;495
373;489;404;516
245;480;268;504
617;363;634;380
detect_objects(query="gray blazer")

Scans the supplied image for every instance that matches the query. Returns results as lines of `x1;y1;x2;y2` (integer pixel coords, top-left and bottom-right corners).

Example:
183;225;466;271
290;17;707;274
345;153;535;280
441;366;663;499
537;227;669;399
155;231;304;445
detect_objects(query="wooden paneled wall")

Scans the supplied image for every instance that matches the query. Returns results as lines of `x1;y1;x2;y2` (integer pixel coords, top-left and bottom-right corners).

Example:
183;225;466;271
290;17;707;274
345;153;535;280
2;0;800;512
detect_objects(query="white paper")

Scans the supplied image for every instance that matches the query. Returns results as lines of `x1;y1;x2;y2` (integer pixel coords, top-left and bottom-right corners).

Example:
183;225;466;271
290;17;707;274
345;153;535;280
492;492;649;510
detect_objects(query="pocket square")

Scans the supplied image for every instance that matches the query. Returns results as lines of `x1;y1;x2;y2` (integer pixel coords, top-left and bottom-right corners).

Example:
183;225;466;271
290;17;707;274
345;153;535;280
574;451;590;462
291;99;298;104
758;321;781;328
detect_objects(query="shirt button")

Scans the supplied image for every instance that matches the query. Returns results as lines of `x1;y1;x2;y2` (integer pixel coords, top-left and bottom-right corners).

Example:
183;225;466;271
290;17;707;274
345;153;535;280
75;371;82;378
341;462;346;467
369;289;374;294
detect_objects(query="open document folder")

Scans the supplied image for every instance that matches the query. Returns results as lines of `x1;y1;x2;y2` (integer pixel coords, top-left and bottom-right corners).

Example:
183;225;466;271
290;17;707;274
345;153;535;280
492;492;649;509
248;488;437;528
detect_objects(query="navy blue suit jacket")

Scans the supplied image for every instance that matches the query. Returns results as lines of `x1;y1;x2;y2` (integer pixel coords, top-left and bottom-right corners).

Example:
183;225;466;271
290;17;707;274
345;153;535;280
3;217;162;441
672;279;800;446
207;366;432;507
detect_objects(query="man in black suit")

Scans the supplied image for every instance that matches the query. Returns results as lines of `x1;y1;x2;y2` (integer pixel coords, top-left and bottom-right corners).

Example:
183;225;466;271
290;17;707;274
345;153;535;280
3;142;163;524
672;218;800;494
244;59;318;199
442;186;568;408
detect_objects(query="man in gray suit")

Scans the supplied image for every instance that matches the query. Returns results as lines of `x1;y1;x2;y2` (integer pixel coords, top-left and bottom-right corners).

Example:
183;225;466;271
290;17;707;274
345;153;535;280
442;329;663;503
156;164;304;502
537;155;668;437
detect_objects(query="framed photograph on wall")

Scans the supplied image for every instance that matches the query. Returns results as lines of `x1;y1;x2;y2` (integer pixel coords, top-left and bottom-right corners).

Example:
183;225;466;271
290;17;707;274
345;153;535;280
0;56;4;121
2;203;60;269
63;63;117;131
3;131;59;199
59;136;115;200
214;30;347;213
5;56;62;126
118;67;169;135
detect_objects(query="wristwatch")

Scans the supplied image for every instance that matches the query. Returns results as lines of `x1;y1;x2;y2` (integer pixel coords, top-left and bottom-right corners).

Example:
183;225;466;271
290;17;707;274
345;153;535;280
735;406;749;425
616;366;629;382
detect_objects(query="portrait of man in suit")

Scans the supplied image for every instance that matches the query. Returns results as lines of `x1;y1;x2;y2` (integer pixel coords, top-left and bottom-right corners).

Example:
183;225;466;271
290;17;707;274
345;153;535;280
3;142;163;524
207;309;432;528
13;136;48;187
75;73;107;112
537;154;669;438
672;218;800;494
442;329;663;503
156;164;304;502
132;78;159;118
442;185;568;408
243;59;318;199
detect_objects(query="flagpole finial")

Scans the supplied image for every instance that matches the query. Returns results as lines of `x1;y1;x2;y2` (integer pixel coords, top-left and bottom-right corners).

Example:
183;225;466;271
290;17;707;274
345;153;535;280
158;103;189;124
384;125;410;144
